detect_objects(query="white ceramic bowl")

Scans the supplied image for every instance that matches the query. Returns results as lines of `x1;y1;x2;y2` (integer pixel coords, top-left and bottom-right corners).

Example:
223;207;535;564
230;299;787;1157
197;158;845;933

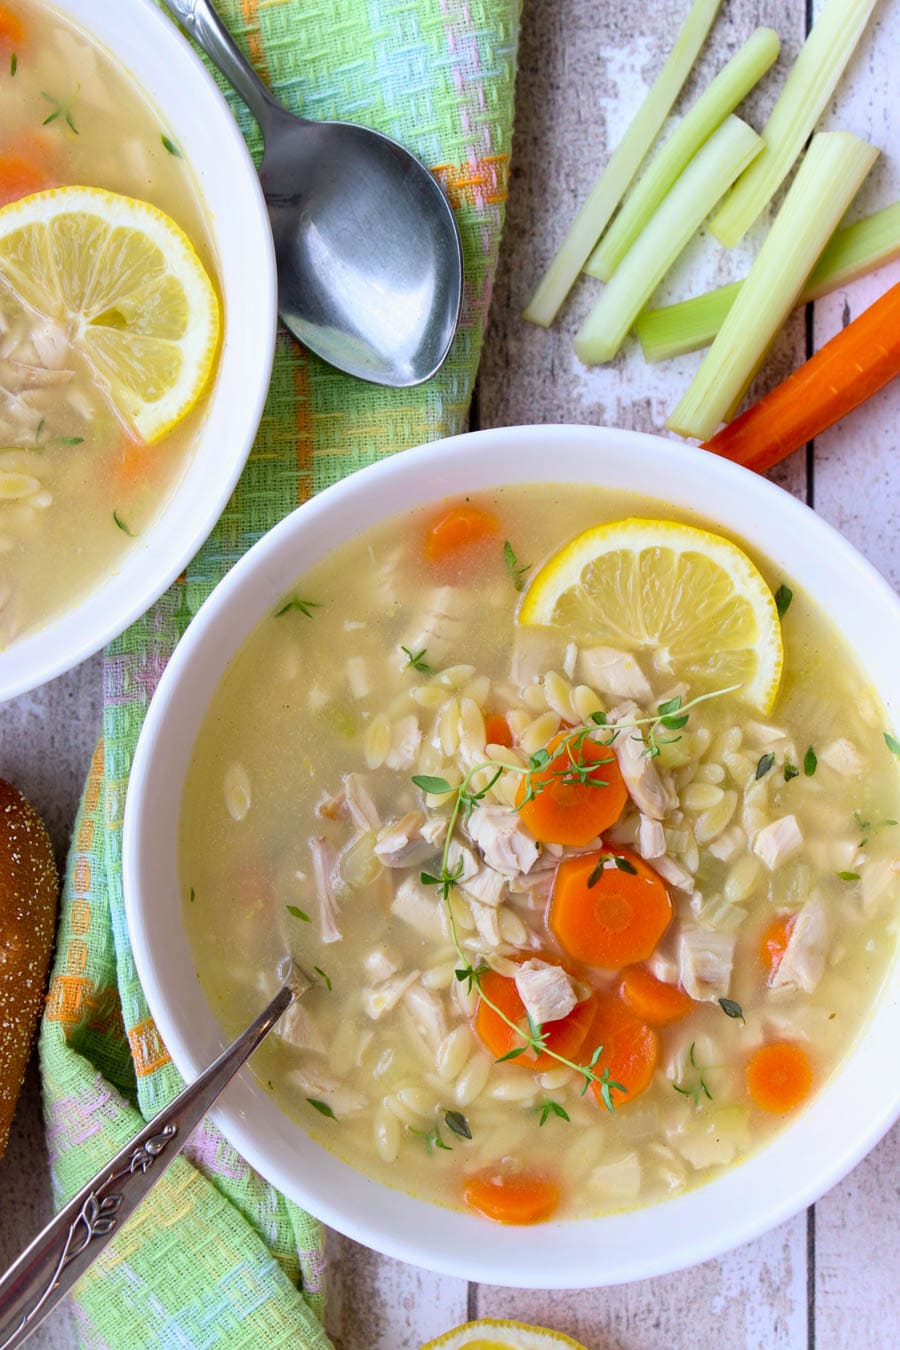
124;425;900;1288
0;0;276;702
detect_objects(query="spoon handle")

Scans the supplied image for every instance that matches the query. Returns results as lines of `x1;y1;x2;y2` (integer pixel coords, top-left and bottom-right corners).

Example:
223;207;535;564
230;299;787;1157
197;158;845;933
0;983;295;1350
160;0;287;134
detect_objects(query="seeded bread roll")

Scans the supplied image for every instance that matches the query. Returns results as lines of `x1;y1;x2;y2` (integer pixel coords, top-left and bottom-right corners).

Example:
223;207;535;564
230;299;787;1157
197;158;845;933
0;778;58;1159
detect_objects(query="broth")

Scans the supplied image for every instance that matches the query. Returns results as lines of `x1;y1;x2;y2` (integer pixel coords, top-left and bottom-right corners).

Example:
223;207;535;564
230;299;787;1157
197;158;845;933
180;485;899;1221
0;0;218;643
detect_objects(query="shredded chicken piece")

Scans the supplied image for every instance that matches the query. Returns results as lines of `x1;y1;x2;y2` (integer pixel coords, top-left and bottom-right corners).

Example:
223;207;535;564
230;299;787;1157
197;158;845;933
374;810;433;867
310;838;342;943
403;982;447;1050
465;804;539;877
390;876;445;941
31;321;69;369
743;720;788;749
420;816;448;848
446;840;479;883
511;625;569;689
277;1002;326;1055
770;894;831;994
638;815;666;860
708;824;745;863
861;858;900;916
363;944;400;983
653;854;694;894
514;959;578;1025
362;969;421;1020
820;737;863;777
578;647;652;703
404;585;469;663
753;815;803;871
610;702;677;820
647;931;681;985
468;898;503;948
678;925;735;1002
345;773;380;829
288;1066;367;1117
463;864;507;907
385;715;421;770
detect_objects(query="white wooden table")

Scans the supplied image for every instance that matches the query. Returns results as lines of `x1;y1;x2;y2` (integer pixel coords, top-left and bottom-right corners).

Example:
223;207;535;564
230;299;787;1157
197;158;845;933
1;0;898;1345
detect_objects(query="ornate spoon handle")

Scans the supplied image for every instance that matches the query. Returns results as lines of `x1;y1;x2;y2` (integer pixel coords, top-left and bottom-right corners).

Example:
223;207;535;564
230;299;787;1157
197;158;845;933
0;977;304;1349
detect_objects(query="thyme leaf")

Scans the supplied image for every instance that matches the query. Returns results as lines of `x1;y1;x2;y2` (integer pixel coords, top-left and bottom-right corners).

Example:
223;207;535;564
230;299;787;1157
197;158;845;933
885;732;900;760
836;871;860;882
274;595;321;619
444;1109;472;1139
161;133;182;157
503;539;531;591
803;745;817;777
774;584;793;618
409;1125;451;1154
313;965;332;991
113;510;134;536
533;1099;570;1126
755;752;775;780
413;774;453;796
400;644;432;674
286;904;311;922
783;761;800;781
306;1097;336;1119
718;997;745;1021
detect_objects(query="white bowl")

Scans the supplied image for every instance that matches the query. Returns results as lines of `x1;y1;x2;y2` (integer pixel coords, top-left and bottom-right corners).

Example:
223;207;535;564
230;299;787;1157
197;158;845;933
0;0;276;702
124;425;900;1288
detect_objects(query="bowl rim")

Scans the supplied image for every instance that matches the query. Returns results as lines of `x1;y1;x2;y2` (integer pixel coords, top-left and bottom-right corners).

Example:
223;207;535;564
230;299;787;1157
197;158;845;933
0;0;277;702
124;423;900;1287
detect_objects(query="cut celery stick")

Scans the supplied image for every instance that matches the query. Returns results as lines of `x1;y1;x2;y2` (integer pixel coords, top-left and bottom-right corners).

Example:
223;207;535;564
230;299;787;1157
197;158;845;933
574;118;762;365
585;28;780;281
667;131;879;440
522;0;721;327
709;0;878;248
636;201;900;361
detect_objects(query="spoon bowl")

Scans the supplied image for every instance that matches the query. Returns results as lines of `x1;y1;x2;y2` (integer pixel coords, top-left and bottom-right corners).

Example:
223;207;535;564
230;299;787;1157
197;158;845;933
163;0;463;386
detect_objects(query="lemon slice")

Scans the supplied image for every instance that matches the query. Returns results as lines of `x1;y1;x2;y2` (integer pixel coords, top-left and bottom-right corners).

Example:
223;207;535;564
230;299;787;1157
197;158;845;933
421;1318;589;1350
519;517;783;712
0;187;219;443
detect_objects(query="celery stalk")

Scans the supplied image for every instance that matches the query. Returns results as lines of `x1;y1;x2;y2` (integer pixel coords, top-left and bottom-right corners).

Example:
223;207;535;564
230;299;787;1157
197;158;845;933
585;28;780;282
666;132;879;440
522;0;721;328
709;0;878;248
636;202;900;361
574;118;762;365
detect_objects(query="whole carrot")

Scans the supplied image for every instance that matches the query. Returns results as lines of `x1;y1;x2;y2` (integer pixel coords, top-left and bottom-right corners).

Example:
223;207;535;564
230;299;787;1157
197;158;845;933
701;279;900;472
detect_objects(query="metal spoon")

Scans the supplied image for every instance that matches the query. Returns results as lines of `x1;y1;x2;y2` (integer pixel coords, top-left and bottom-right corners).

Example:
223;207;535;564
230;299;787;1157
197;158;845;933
0;960;314;1349
163;0;463;387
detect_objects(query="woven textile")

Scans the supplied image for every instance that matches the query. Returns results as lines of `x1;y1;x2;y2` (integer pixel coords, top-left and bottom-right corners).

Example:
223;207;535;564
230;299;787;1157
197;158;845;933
38;2;518;1344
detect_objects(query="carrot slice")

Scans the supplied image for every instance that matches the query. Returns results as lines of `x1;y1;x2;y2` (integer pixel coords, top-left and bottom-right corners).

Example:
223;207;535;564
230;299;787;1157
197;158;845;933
473;968;595;1071
759;913;796;980
619;964;694;1025
584;991;658;1108
484;712;513;748
516;732;628;846
464;1169;560;1224
747;1042;813;1114
702;281;900;474
423;503;499;561
549;847;672;968
0;7;24;47
0;154;47;207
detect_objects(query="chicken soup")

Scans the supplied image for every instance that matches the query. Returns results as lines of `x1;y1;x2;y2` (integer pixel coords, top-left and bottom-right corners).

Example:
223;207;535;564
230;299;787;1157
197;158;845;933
0;1;219;644
180;487;900;1223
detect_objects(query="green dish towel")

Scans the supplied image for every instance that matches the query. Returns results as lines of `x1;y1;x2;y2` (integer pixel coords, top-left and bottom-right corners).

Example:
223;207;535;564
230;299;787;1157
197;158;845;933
38;2;518;1344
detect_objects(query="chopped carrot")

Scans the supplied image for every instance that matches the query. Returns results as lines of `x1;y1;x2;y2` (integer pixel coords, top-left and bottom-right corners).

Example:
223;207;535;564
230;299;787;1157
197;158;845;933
549;847;672;968
423;503;499;562
0;154;47;206
702;281;900;474
747;1042;813;1114
759;913;796;981
619;965;694;1025
473;967;595;1071
516;732;628;846
464;1169;560;1224
484;711;513;748
0;7;24;47
584;991;658;1108
114;435;157;492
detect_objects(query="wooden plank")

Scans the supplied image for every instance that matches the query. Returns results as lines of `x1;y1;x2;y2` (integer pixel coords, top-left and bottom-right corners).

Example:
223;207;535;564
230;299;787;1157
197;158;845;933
324;1231;468;1350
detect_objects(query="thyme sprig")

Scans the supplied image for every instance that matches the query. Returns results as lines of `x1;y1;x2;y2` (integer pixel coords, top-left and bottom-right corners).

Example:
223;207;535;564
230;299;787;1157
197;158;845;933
413;683;739;1107
672;1042;713;1105
42;86;79;133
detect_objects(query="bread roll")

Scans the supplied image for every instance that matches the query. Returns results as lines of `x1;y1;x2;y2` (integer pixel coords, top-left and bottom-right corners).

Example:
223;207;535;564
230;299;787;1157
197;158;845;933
0;778;58;1159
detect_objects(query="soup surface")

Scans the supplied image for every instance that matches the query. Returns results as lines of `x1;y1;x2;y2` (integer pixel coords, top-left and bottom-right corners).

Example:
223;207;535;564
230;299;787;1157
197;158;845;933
180;485;900;1222
0;0;218;643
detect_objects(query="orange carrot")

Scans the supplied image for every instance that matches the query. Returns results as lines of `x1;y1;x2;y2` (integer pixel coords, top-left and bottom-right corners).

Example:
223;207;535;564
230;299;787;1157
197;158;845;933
619;965;694;1025
474;968;595;1070
549;847;672;968
0;154;47;206
0;7;24;47
759;913;796;981
584;991;658;1108
702;281;900;473
484;712;513;748
423;503;499;562
516;732;628;847
747;1042;813;1114
464;1169;560;1224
